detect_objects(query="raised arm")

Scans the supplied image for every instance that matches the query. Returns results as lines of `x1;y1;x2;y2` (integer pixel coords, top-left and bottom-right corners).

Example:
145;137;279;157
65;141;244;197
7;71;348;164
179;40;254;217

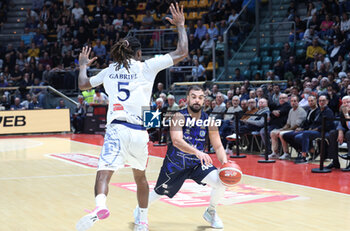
78;46;97;90
166;3;188;64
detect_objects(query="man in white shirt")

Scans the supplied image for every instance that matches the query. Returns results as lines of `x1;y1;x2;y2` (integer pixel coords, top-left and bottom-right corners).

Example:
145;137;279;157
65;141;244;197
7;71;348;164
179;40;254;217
93;89;108;104
75;3;188;231
72;2;84;21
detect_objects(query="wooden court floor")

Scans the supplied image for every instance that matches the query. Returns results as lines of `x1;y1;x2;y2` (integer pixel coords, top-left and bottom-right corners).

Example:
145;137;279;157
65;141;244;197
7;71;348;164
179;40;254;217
1;134;350;231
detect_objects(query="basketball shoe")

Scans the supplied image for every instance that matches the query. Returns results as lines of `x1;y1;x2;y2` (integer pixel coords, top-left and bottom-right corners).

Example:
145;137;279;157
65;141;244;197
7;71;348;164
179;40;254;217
133;207;140;225
133;221;149;231
203;207;223;229
76;206;110;231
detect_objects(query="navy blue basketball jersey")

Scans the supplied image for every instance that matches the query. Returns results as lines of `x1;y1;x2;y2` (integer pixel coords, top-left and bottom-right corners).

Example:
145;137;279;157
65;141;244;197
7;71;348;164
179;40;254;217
166;108;209;168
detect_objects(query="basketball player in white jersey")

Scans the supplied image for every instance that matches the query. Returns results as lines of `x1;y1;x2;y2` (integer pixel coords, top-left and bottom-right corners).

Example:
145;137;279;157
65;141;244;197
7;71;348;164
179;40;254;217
75;3;187;231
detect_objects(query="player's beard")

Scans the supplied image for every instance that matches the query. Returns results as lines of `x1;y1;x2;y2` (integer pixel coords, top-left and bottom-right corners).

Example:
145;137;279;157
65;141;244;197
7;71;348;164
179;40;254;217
189;103;202;113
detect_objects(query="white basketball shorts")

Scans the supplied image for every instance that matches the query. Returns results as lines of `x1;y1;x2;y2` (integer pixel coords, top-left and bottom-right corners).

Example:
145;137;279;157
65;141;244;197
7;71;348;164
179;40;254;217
98;122;149;171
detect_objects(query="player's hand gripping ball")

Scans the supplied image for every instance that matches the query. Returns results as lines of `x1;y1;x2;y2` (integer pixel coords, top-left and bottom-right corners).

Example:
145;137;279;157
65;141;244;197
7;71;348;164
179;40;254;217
218;161;242;187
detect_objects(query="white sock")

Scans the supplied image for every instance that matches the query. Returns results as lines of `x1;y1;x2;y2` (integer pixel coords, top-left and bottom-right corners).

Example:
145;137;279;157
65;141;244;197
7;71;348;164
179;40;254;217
201;171;226;210
95;194;106;207
139;207;148;223
149;190;162;204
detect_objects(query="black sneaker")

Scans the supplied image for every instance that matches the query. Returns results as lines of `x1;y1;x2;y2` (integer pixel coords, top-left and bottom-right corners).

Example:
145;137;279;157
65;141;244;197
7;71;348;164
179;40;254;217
294;156;308;164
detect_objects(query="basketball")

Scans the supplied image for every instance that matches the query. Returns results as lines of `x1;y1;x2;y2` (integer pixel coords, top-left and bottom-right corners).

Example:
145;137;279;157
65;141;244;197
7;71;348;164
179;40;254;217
218;161;242;187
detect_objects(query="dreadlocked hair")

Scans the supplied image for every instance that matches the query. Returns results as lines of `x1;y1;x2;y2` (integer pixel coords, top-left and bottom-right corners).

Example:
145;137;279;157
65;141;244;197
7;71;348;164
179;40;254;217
110;36;141;73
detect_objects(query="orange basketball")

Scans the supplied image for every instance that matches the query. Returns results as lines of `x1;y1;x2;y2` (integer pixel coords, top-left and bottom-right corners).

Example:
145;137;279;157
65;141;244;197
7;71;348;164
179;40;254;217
218;161;242;187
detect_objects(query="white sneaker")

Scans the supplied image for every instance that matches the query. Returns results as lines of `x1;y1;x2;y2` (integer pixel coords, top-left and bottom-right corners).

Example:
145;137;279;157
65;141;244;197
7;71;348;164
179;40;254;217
226;148;233;155
76;206;110;231
226;133;237;140
203;207;223;229
133;207;140;225
279;153;291;160
134;221;149;231
268;153;279;159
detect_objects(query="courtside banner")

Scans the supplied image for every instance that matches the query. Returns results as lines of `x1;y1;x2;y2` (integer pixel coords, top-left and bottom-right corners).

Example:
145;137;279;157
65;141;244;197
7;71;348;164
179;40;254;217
0;109;70;134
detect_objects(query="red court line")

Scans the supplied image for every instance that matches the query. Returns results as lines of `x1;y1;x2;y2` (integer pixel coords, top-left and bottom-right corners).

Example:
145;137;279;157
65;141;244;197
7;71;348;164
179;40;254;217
2;134;350;194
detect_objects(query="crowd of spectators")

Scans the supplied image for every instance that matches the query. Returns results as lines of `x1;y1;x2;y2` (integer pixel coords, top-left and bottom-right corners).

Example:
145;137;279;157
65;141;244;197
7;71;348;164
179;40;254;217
153;79;350;169
0;0;257;110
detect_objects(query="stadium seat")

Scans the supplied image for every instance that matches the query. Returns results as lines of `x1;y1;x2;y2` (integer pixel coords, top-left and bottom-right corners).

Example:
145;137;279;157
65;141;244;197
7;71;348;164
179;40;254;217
295;41;306;50
261;43;270;52
260;51;269;57
199;0;209;8
250;56;261;66
273;56;281;63
199;11;208;18
272;49;280;58
179;1;188;8
87;5;95;13
187;12;199;20
135;14;145;23
243;70;251;79
261;64;271;73
296;49;305;59
345;53;350;61
262;56;272;65
250;65;259;71
188;0;198;8
137;2;147;11
272;42;283;51
206;62;218;71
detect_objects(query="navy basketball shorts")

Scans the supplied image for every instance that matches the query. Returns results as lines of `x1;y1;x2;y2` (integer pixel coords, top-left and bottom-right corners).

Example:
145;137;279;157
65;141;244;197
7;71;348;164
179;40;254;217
154;154;217;198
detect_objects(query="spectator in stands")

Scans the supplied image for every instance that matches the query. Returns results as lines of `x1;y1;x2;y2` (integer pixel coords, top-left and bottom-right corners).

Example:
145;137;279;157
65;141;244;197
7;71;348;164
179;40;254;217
233;68;243;81
341;13;350;41
93;89;108;104
203;97;213;114
20;93;32;109
281;42;293;62
63;0;73;10
112;0;125;15
269;96;306;160
220;95;242;146
0;95;10;110
192;48;205;64
284;56;299;78
166;95;179;111
191;59;206;81
210;92;226;120
10;97;24;110
207;22;219;40
188;33;200;54
76;26;90;45
239;98;270;135
294;95;335;163
56;99;67;109
319;14;334;39
142;10;154;29
153;82;167;101
71;2;84;22
328;95;350;170
72;95;88;133
194;20;207;41
306;39;326;63
93;39;106;59
334;55;347;73
269;84;281;108
178;98;187;110
28;95;43;109
260;93;291;153
299;87;312;109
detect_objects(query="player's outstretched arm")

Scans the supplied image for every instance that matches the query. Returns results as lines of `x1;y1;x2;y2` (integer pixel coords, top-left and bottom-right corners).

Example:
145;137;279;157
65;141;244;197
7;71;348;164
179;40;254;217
166;2;188;65
209;118;228;165
78;46;97;90
170;112;212;166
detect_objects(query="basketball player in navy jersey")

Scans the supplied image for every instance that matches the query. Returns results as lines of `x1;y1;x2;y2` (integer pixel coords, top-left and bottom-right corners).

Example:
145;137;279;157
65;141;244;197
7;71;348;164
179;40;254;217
134;85;228;229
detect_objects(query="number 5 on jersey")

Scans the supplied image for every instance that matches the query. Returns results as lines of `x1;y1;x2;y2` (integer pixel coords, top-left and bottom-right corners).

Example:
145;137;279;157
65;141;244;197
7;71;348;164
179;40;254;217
118;82;130;101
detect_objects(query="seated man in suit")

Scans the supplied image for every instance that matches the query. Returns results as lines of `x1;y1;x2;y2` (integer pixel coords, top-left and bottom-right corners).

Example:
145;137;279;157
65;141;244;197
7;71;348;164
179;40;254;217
327;95;350;170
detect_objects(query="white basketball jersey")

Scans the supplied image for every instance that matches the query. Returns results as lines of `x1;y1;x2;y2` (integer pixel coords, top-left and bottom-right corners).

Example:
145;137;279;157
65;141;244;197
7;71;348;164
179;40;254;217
89;54;173;125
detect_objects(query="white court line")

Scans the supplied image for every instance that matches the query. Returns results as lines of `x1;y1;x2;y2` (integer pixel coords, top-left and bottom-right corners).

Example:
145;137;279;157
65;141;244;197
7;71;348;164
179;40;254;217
38;138;350;196
0;173;96;180
245;174;350;197
0;170;159;181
